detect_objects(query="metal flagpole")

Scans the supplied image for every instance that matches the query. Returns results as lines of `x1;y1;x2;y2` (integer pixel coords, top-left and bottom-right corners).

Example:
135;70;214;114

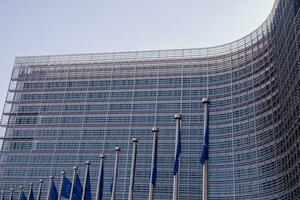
81;161;91;200
46;176;54;200
58;171;65;200
128;138;138;200
1;191;4;200
96;154;105;200
111;147;120;200
9;188;14;200
202;97;210;200
69;166;78;200
18;186;23;200
173;114;182;200
37;180;43;200
148;127;159;200
28;183;33;200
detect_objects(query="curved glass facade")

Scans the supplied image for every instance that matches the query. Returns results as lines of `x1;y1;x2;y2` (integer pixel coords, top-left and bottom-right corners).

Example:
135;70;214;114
0;0;299;199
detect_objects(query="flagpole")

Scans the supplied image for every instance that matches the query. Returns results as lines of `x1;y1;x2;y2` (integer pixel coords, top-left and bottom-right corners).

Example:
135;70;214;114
111;147;120;200
69;166;78;200
18;185;23;200
128;137;138;200
1;191;4;200
28;183;33;200
18;186;23;200
9;188;14;200
202;97;210;200
58;171;65;200
148;127;159;200
173;114;182;200
37;180;43;200
47;176;54;200
82;161;91;200
96;154;105;200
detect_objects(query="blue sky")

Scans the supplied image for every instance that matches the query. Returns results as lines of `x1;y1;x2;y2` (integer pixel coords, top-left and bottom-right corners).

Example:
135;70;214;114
0;0;274;114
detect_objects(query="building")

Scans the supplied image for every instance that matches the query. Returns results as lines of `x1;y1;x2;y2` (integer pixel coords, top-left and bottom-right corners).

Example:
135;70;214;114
0;0;299;199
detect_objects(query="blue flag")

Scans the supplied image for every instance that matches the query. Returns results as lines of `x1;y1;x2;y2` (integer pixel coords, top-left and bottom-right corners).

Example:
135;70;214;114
72;173;83;200
200;114;209;165
83;166;92;200
150;135;158;186
98;162;104;200
173;125;181;175
19;191;26;200
61;175;72;198
49;180;58;200
28;186;35;200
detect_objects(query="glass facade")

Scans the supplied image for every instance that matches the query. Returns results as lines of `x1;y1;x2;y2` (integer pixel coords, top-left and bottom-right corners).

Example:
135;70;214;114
0;0;299;199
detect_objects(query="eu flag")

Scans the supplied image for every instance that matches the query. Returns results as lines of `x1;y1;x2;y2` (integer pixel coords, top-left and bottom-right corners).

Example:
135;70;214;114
72;174;83;200
200;115;209;165
150;135;158;186
48;181;58;200
83;166;92;200
173;125;181;175
98;161;104;200
61;175;72;199
20;191;26;200
28;186;35;200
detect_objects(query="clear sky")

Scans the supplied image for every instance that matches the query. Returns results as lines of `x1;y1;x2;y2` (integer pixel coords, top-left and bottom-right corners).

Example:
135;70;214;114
0;0;274;114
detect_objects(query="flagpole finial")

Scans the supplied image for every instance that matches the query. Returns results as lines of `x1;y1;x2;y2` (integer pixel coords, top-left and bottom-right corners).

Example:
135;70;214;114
202;97;210;104
19;186;23;190
61;171;65;175
49;176;54;179
99;154;105;159
29;183;33;186
174;113;182;119
85;161;91;165
152;127;159;133
115;146;121;151
132;137;138;142
73;166;78;170
39;179;43;183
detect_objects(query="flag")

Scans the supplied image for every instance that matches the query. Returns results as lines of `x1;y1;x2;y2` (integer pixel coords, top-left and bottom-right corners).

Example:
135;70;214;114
19;191;26;200
48;180;58;200
150;135;158;186
60;175;72;198
72;173;83;200
200;114;209;165
173;125;181;175
28;186;35;200
98;161;104;200
83;165;92;200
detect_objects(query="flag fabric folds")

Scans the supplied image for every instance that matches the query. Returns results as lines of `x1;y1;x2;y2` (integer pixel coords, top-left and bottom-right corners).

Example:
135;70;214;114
150;135;158;186
48;180;58;200
61;175;72;199
83;165;92;200
173;125;181;175
19;191;26;200
72;173;83;200
200;113;209;165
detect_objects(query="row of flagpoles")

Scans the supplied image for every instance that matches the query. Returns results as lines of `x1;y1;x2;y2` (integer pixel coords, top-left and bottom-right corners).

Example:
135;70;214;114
1;98;210;200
